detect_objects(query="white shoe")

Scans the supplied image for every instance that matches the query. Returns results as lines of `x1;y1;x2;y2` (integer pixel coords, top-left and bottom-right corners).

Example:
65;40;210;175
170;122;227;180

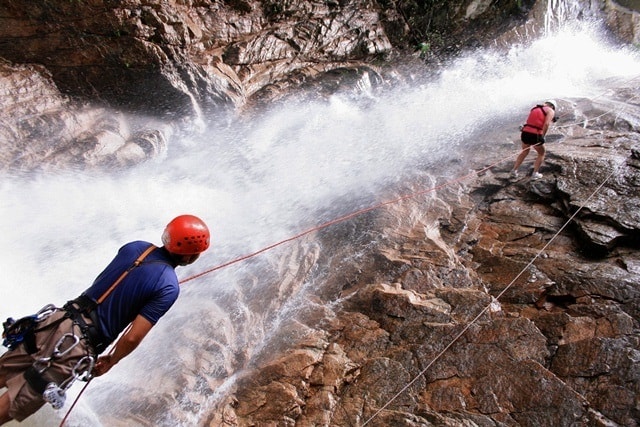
531;172;543;180
510;169;518;178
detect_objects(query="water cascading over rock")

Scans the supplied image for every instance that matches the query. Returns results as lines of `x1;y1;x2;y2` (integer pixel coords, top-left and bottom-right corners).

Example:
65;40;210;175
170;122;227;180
1;1;639;427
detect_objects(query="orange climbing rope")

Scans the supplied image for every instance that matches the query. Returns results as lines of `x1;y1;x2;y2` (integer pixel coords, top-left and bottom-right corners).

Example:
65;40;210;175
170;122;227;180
58;149;517;427
179;152;517;285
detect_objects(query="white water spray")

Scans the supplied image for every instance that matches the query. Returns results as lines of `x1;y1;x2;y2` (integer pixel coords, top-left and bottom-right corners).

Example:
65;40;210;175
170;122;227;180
2;18;640;427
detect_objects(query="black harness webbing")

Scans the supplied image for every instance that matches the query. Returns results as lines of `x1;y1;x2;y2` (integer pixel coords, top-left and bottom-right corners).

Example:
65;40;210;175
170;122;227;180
24;366;50;395
63;298;106;355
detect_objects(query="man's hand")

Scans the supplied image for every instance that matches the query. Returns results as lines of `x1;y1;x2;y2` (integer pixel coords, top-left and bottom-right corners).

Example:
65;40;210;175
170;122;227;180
91;315;153;377
92;354;116;377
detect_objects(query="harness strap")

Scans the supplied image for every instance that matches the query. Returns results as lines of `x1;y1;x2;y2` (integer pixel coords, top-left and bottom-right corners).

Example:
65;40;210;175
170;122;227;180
96;244;157;304
3;314;67;355
23;331;37;355
21;245;158;403
2;317;38;354
24;366;50;395
63;302;105;354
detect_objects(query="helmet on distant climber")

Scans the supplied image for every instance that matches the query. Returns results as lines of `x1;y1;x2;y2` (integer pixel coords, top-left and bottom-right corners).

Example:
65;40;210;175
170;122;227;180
545;99;557;110
162;215;210;255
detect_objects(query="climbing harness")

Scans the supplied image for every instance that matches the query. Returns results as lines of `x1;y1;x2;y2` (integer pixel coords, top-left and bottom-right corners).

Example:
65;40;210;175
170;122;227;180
62;298;106;355
3;244;158;414
63;243;158;354
2;304;96;411
17;313;95;410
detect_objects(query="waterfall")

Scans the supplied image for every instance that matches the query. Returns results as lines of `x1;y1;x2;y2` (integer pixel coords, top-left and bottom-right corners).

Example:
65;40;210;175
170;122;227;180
544;0;593;33
2;8;640;427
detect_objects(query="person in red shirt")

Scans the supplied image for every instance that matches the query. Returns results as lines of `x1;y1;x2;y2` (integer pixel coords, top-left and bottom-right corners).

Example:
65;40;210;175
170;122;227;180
510;100;557;180
0;215;210;425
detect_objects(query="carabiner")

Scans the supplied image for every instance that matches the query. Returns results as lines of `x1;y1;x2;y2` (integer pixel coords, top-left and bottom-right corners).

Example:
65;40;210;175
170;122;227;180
35;304;57;321
52;333;80;358
59;355;95;390
72;355;95;382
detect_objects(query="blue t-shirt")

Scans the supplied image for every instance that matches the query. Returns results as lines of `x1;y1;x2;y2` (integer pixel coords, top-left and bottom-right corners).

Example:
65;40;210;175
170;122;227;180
82;241;180;345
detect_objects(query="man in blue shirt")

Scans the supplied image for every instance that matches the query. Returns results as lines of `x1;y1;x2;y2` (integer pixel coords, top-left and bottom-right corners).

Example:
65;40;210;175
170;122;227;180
0;214;210;424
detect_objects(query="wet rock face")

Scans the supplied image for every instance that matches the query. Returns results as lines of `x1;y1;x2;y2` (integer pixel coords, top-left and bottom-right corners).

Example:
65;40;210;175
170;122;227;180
0;60;169;171
0;0;637;171
0;0;538;118
197;83;640;426
1;0;632;122
0;0;391;117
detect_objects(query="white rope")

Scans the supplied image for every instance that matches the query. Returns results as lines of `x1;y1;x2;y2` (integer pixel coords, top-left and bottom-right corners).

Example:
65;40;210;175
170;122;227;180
360;154;624;426
554;74;640;131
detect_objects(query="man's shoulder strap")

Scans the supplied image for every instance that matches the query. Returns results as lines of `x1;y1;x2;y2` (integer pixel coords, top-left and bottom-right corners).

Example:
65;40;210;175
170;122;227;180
96;244;157;304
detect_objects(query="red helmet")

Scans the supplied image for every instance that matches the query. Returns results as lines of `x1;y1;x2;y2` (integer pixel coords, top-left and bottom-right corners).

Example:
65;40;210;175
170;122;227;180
162;215;210;255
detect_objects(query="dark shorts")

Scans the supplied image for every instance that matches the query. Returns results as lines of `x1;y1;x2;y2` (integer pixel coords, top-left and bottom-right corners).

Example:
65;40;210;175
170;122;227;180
0;309;91;421
521;131;545;145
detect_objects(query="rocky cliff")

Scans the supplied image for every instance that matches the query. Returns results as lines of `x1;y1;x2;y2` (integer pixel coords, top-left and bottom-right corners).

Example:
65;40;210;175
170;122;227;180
174;80;637;427
0;0;537;118
2;0;638;171
79;81;640;427
1;1;640;426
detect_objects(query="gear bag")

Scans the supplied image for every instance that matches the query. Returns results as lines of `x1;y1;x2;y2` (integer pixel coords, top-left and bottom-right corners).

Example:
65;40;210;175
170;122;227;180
2;304;58;353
